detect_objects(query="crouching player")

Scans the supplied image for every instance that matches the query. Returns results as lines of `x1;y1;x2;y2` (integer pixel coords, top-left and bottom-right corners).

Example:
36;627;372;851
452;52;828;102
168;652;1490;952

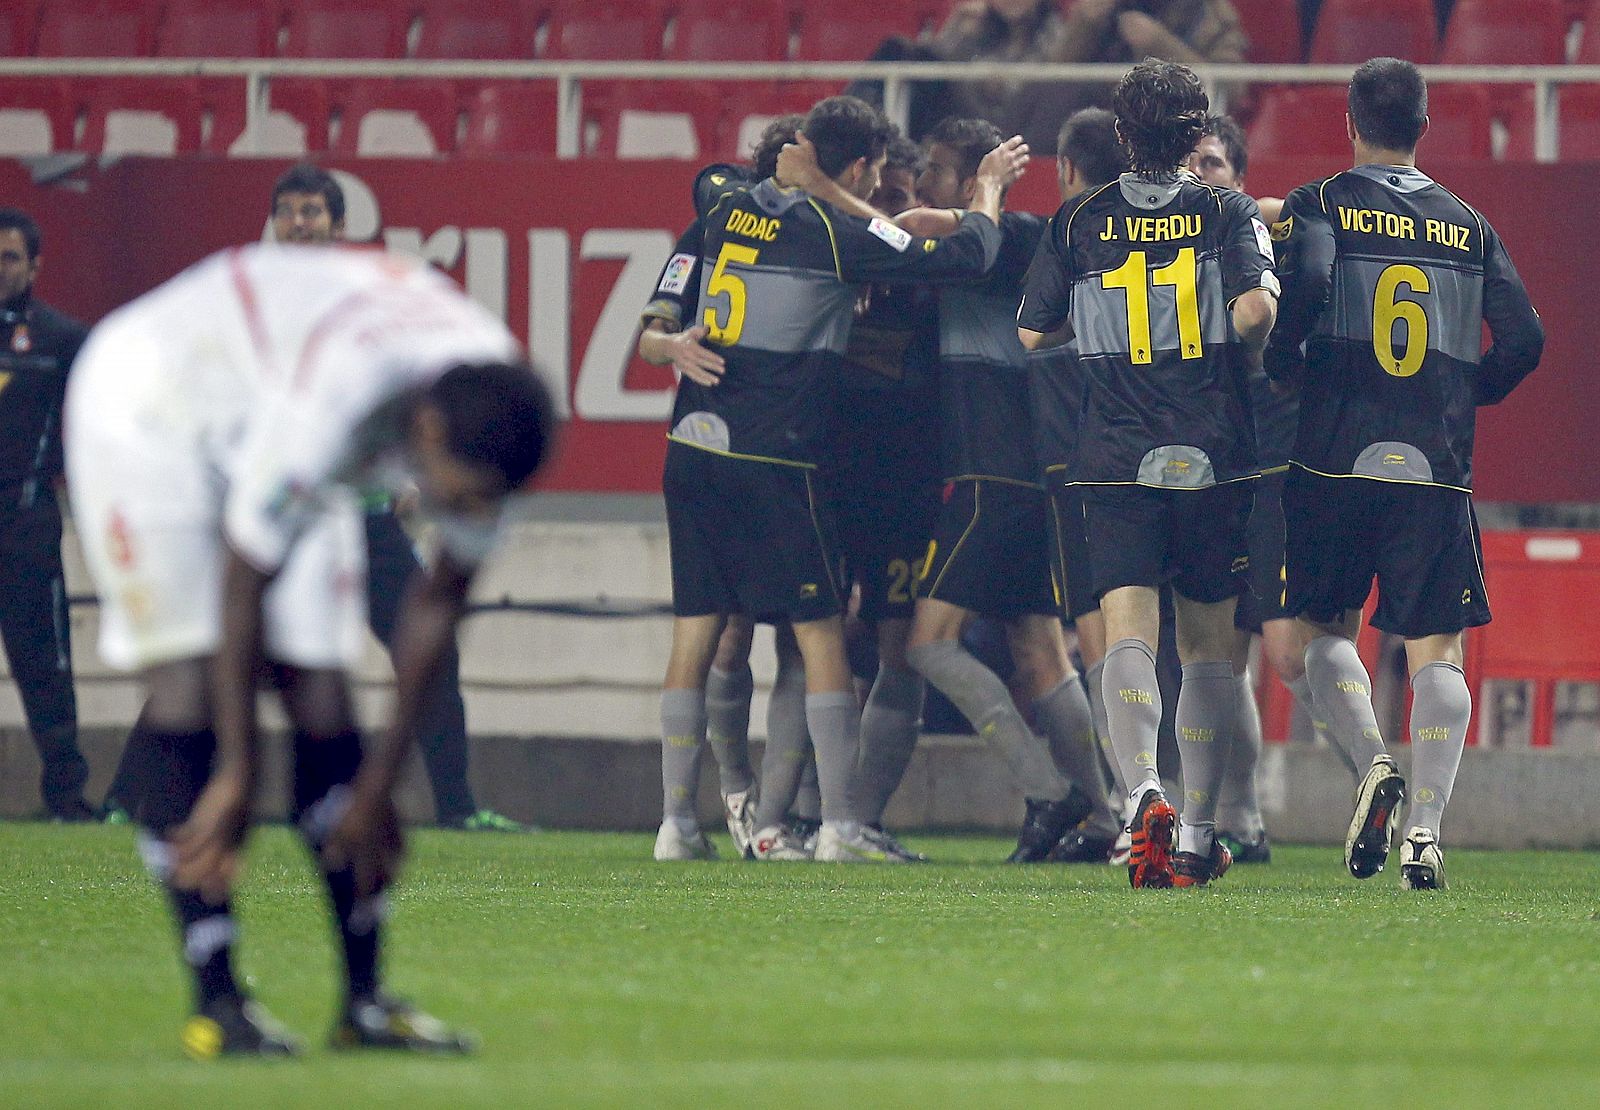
66;244;555;1055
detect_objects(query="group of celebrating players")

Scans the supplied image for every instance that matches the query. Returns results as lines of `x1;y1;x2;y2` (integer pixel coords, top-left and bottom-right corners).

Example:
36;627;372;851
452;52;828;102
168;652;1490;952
639;56;1544;892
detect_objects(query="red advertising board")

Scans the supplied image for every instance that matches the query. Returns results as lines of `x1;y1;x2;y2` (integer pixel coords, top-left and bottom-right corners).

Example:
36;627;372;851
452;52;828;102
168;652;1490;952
6;155;1593;501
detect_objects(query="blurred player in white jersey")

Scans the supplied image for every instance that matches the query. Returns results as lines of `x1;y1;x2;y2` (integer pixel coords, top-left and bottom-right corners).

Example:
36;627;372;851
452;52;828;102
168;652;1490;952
67;245;554;1057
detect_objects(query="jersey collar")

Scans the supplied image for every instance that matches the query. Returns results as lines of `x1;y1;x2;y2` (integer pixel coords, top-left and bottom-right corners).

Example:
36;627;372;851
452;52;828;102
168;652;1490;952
1348;163;1435;194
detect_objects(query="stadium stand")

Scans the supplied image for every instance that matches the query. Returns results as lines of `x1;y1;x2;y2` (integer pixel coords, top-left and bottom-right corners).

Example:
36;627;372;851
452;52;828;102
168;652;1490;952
282;0;412;59
414;0;539;61
666;0;791;63
1229;0;1304;63
792;0;928;61
156;0;282;58
583;79;725;160
34;0;159;56
460;79;560;157
541;0;667;60
329;77;459;157
0;76;72;155
1246;84;1352;159
1;0;40;57
1420;81;1495;160
1440;0;1570;65
1308;0;1437;65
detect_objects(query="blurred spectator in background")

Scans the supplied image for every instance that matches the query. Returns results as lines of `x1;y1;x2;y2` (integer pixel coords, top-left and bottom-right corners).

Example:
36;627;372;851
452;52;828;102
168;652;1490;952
851;1;1248;154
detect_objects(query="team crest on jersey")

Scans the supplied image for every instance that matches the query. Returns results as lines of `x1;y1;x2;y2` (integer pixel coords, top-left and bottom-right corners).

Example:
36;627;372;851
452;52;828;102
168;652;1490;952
1251;217;1274;259
657;253;696;295
10;324;30;353
868;217;912;253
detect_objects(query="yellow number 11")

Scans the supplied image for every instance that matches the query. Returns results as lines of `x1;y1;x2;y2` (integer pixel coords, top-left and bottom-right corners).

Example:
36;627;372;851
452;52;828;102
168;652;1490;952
1100;247;1203;365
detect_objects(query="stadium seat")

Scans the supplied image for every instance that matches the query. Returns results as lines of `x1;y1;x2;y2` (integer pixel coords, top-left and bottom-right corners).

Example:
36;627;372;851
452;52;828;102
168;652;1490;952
1440;0;1569;64
460;79;559;156
0;77;72;154
542;0;666;60
584;80;723;159
35;0;159;56
1575;0;1600;63
1229;0;1303;63
331;79;459;157
157;0;283;58
233;76;333;154
415;0;538;60
666;0;790;62
1245;85;1351;160
1557;84;1600;160
1308;0;1436;64
283;0;412;59
793;5;924;62
1;0;40;56
725;80;838;163
74;77;211;155
1420;82;1494;161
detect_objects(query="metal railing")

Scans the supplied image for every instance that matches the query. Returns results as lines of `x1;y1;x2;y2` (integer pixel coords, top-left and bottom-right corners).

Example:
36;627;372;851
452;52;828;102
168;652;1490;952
3;58;1600;160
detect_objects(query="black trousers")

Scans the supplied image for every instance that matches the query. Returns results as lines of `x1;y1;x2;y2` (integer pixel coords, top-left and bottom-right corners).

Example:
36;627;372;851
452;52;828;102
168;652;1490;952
362;510;477;823
0;485;87;812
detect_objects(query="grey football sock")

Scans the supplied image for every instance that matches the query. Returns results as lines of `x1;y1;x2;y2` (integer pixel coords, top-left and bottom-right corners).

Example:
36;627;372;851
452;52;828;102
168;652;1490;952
705;664;756;796
1100;639;1165;796
660;688;706;824
806;691;865;824
1303;636;1387;769
1085;659;1126;797
858;665;925;823
794;756;821;822
754;655;810;831
1034;675;1118;834
1174;660;1237;828
908;639;1070;802
1215;673;1265;836
1406;661;1471;838
1287;672;1359;779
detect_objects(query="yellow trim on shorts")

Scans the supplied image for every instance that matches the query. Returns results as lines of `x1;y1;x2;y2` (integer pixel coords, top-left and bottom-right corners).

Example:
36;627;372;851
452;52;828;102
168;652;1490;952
1288;461;1472;494
926;480;983;600
666;435;816;469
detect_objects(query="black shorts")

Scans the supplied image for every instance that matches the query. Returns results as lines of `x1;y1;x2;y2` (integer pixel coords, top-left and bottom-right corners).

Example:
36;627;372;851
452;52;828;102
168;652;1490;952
835;397;939;623
1283;468;1491;637
920;478;1055;619
1079;482;1253;604
1047;484;1099;621
663;442;843;624
1234;469;1289;633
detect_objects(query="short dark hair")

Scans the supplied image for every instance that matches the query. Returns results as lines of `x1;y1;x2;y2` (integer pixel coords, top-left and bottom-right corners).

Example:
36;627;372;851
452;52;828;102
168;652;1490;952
884;130;926;177
1112;59;1210;175
750;113;805;179
1201;114;1249;183
0;208;41;260
427;361;556;489
271;162;345;225
926;116;1003;182
1056;108;1124;187
1348;57;1427;152
803;96;893;179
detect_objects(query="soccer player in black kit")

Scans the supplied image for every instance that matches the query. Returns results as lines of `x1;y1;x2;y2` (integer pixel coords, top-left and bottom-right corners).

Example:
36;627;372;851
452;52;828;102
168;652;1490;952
1266;58;1543;889
1018;60;1280;889
0;208;94;821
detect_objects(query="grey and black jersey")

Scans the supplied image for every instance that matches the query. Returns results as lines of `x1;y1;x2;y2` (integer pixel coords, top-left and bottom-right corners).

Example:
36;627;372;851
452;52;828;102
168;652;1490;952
1265;164;1543;491
937;210;1046;485
666;178;1002;467
1019;173;1279;489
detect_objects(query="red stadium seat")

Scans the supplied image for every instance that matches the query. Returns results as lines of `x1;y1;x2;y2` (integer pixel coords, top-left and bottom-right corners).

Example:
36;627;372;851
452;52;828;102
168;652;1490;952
331;79;459;156
157;0;283;58
1420;82;1494;161
35;0;159;56
1229;0;1303;63
460;79;558;156
1245;85;1351;161
73;77;208;154
1;0;40;56
793;5;923;62
1440;0;1569;64
666;0;790;62
584;80;723;159
1308;0;1435;64
723;80;839;163
1576;0;1600;63
415;0;538;60
0;77;73;154
283;0;412;59
251;76;334;152
542;0;665;60
1557;84;1600;160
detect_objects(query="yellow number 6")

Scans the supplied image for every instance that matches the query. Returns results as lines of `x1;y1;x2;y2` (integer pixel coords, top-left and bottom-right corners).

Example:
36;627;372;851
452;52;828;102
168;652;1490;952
703;243;759;346
1372;264;1430;378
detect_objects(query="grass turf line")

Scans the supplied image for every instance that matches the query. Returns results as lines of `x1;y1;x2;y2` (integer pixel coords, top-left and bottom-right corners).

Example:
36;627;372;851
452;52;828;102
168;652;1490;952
2;824;1598;1108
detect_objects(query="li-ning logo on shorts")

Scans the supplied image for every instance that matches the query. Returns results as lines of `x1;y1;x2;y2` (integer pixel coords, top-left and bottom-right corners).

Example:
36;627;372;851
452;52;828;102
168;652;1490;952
799;583;818;598
1461;588;1473;604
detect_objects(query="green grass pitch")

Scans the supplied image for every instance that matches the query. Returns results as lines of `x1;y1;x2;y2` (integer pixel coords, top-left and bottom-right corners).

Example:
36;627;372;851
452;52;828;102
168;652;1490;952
3;823;1599;1107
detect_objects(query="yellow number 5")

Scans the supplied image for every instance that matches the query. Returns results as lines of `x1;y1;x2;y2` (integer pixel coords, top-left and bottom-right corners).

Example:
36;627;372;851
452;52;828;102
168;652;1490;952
703;243;759;346
1372;263;1430;377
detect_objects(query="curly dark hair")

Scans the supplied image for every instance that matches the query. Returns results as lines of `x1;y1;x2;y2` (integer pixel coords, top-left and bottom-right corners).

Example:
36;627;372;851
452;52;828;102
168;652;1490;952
803;95;893;178
884;130;925;177
1112;59;1210;176
750;113;805;179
